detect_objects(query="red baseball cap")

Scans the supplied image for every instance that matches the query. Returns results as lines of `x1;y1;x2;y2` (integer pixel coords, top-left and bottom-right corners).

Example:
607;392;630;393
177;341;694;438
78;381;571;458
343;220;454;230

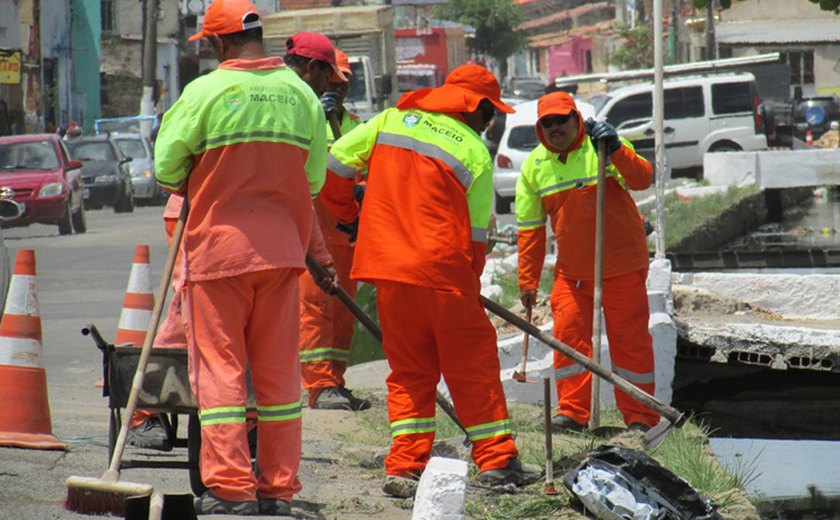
189;0;262;42
330;49;352;83
286;32;347;82
397;64;515;115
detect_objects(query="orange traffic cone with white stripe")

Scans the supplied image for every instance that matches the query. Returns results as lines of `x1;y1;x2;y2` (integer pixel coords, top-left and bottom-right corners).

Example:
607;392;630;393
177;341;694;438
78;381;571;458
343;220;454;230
0;249;67;450
115;245;154;346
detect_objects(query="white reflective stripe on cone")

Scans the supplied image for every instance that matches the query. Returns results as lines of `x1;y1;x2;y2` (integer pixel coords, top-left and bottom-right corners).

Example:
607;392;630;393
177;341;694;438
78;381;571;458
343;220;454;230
118;308;153;331
4;275;39;317
126;264;152;293
0;337;44;368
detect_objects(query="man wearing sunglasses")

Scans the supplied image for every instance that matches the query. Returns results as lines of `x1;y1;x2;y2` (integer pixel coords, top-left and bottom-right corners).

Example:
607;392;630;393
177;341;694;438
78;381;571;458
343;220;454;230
515;91;660;435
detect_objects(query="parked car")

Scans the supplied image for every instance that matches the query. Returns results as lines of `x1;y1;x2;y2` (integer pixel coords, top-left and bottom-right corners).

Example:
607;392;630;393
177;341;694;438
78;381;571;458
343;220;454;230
589;72;768;172
65;136;135;213
0;133;87;235
110;132;166;206
492;98;596;214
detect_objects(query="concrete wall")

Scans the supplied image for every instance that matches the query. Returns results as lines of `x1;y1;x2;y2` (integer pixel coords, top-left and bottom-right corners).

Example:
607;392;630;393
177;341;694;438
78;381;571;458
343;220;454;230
71;0;101;129
114;0;179;37
704;149;840;189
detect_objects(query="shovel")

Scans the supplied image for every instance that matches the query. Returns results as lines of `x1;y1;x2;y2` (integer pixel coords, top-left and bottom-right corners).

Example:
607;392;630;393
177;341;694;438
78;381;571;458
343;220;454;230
305;254;472;446
480;295;685;450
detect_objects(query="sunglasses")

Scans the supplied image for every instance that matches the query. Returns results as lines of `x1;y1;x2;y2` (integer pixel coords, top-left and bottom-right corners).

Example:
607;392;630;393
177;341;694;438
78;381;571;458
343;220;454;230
539;114;574;128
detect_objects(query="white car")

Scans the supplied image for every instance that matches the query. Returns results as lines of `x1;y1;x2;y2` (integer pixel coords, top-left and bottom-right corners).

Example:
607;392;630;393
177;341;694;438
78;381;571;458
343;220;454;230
492;98;596;214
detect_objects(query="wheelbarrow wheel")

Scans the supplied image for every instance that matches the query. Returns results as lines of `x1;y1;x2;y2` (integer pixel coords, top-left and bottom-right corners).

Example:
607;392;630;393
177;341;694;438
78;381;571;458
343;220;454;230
188;413;208;497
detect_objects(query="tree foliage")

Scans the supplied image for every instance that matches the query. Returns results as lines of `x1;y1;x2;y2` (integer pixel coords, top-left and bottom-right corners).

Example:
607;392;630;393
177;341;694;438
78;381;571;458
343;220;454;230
608;24;653;70
692;0;839;12
434;0;525;64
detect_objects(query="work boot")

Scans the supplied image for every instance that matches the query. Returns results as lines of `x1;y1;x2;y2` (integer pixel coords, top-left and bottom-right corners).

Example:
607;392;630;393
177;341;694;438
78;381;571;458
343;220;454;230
382;474;419;498
627;422;651;433
551;413;586;434
258;497;292;516
476;458;543;487
127;416;173;451
311;386;371;411
194;491;258;515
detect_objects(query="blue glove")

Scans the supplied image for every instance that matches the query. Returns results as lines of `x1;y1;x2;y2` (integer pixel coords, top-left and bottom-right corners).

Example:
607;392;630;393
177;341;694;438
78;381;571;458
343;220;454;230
585;118;621;155
335;218;359;243
321;92;341;118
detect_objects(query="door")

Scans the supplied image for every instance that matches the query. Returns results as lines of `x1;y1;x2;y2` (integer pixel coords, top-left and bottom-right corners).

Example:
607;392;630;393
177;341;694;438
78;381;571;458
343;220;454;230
662;86;707;169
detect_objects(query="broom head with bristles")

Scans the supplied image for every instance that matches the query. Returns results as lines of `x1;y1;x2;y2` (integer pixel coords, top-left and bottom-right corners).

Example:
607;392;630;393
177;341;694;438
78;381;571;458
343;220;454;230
64;475;153;516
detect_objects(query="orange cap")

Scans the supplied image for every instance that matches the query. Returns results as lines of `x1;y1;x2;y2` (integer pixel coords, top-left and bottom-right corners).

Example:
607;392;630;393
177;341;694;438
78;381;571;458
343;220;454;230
330;49;352;83
189;0;262;42
397;64;515;115
536;91;586;153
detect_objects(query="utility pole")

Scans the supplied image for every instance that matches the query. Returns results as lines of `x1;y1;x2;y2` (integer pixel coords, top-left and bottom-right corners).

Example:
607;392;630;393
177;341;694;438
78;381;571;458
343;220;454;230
705;0;716;61
140;0;158;139
654;0;666;258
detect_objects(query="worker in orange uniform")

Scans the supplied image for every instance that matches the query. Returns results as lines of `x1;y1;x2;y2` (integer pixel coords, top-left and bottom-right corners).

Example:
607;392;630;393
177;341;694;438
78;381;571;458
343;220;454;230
298;49;371;411
126;193;187;451
515;91;660;434
320;64;542;498
154;0;342;514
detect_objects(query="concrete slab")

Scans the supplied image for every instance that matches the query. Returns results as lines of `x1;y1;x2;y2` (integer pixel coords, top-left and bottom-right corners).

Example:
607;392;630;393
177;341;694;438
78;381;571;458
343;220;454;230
703;151;758;186
758;148;840;188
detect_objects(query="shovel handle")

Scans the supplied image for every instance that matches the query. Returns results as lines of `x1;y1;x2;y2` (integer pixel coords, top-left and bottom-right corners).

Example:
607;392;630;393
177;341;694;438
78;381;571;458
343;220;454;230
480;295;685;427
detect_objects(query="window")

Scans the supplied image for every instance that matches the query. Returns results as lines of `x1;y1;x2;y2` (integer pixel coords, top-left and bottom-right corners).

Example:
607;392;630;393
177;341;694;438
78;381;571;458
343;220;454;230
66;142;116;162
780;50;815;88
606;93;652;128
0;142;59;171
114;138;148;159
507;126;539;152
711;82;752;115
664;87;704;119
101;0;115;33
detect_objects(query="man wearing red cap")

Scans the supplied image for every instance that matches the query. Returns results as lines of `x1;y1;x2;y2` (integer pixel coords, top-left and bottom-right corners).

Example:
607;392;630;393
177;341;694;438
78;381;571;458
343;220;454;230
515;91;660;435
320;64;541;498
154;0;330;515
297;49;371;411
283;31;347;97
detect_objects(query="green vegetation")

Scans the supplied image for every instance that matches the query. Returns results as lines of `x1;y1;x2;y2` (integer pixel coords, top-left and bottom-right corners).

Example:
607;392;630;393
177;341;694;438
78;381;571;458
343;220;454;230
643;183;759;250
609;24;654;70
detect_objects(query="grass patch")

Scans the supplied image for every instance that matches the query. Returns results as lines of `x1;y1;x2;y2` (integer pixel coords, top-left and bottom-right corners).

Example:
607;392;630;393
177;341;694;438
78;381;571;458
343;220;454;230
643;184;759;250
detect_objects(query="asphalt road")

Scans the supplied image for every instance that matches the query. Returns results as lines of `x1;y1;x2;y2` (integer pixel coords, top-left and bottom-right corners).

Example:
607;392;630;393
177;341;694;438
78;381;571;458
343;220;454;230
0;206;193;519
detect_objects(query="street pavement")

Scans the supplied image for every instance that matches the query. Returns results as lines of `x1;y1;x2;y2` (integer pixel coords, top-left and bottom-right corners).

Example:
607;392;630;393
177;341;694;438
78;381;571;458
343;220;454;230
0;206;194;518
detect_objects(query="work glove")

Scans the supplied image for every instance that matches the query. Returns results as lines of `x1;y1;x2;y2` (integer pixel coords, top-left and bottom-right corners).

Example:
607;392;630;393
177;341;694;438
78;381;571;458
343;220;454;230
321;91;341;118
585;118;621;155
352;184;366;207
520;289;537;311
336;218;359;243
310;262;339;294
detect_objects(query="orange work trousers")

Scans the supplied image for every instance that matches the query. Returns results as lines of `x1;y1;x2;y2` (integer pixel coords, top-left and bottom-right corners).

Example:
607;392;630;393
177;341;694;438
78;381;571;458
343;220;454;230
550;268;659;428
184;268;303;502
299;243;355;404
376;280;518;477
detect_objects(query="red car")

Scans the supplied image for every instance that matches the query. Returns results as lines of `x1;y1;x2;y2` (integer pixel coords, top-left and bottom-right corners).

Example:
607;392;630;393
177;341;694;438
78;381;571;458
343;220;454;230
0;133;87;235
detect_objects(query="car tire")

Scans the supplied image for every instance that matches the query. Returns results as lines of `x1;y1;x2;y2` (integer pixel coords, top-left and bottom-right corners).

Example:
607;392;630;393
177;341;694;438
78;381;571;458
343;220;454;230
57;200;73;236
708;142;742;153
495;192;513;215
114;185;135;213
72;202;87;234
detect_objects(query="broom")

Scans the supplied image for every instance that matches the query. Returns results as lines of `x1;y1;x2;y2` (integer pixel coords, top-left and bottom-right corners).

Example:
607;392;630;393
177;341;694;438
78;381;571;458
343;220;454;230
65;201;188;515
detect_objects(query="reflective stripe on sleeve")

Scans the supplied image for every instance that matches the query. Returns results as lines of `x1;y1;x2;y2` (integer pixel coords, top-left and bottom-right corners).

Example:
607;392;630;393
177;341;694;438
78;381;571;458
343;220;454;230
376;132;473;189
390;417;436;438
516;217;545;228
328;154;358;179
613;365;655;385
198;406;247;426
299;347;351;364
257;400;303;423
465;418;512;442
554;364;587;381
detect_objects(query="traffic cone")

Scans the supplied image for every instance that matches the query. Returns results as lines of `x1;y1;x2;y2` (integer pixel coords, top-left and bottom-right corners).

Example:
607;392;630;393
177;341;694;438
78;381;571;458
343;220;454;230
0;249;67;450
805;130;813;146
114;245;154;346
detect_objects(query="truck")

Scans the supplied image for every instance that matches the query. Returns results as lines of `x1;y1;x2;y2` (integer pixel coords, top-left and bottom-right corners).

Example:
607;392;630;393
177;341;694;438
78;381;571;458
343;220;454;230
394;26;468;92
262;5;398;121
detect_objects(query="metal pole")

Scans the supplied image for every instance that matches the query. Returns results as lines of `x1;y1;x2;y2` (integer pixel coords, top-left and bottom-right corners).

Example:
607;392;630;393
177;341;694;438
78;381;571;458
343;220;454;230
590;142;607;430
653;0;666;258
140;0;158;139
705;0;716;61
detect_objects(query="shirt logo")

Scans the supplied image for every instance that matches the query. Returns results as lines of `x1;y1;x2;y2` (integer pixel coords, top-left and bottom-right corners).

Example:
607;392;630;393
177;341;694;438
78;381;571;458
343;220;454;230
403;114;422;127
224;86;245;112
